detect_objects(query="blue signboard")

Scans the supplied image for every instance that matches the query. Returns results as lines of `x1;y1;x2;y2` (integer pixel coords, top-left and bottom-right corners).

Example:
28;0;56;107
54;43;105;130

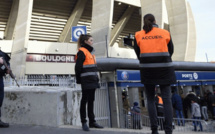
175;71;215;81
116;70;215;81
71;26;87;42
118;70;140;81
113;70;215;87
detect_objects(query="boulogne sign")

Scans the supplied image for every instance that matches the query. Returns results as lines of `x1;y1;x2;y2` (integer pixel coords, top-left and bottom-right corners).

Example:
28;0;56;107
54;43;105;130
26;54;75;63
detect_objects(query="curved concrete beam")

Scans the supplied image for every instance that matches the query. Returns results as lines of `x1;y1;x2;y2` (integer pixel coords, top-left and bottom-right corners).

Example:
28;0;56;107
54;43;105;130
165;0;189;61
185;2;196;61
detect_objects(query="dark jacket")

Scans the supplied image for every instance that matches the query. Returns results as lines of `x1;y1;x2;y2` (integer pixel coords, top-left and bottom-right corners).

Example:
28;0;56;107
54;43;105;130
172;93;183;110
131;106;141;121
0;50;10;77
200;96;207;107
134;25;176;85
183;93;198;110
206;92;215;107
75;43;100;90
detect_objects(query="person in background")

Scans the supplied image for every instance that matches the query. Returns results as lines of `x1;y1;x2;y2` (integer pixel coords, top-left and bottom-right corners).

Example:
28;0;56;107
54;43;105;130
0;49;10;128
155;93;164;130
206;90;215;120
171;90;185;126
191;99;203;131
75;34;103;131
134;13;176;134
183;92;198;118
200;93;208;121
122;89;130;112
131;102;141;129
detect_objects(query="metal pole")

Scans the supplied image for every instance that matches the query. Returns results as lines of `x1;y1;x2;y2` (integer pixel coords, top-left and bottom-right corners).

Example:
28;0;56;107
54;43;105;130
205;53;209;62
105;35;109;58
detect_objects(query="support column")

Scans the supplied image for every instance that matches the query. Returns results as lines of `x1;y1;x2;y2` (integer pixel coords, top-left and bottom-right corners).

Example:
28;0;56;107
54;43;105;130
91;0;114;57
4;0;19;40
58;0;88;42
128;87;140;106
109;86;121;128
140;0;164;28
109;6;135;46
10;0;33;77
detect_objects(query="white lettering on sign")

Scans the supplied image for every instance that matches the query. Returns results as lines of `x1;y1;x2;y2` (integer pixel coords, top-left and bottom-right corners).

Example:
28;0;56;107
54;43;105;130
26;54;75;63
193;72;198;80
182;74;193;80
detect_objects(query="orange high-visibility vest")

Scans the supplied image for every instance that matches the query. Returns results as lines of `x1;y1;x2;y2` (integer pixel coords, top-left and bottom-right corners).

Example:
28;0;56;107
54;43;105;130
135;27;170;54
157;96;163;105
135;27;173;68
79;47;96;66
77;47;98;78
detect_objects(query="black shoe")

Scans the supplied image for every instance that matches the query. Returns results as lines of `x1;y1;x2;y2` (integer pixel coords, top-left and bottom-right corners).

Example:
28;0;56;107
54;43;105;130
152;130;158;134
82;123;89;131
89;122;103;128
0;120;9;128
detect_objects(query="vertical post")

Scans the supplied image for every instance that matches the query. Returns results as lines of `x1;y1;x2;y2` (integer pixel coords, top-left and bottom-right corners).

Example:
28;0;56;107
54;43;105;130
205;53;209;62
10;0;33;77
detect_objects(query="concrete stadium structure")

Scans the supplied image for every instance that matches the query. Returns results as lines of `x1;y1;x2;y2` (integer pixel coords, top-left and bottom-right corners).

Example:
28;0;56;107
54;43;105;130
0;0;196;77
2;0;215;130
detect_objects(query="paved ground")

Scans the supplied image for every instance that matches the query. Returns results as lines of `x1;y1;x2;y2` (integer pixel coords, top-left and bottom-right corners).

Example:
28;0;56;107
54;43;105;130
0;124;214;134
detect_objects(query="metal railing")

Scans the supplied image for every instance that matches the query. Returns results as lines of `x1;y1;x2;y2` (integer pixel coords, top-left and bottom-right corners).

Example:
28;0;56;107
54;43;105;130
3;75;75;87
122;109;215;132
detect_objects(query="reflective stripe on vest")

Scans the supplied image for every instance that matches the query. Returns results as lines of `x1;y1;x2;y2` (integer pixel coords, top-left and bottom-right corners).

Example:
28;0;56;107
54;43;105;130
140;52;170;57
139;62;173;68
83;64;97;68
80;72;98;77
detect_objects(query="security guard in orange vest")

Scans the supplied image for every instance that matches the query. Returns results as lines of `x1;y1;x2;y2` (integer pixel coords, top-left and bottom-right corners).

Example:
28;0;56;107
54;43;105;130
75;34;103;131
134;14;176;134
155;93;164;130
156;94;164;114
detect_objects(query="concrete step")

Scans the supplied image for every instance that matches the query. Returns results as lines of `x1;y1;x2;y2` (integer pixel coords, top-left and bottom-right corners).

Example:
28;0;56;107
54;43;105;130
1;124;214;134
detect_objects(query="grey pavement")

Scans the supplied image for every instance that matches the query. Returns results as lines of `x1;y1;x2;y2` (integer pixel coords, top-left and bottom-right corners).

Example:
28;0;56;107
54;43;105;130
0;124;214;134
0;124;150;134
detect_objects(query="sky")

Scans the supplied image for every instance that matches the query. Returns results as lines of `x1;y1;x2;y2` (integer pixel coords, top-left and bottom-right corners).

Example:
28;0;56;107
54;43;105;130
187;0;215;62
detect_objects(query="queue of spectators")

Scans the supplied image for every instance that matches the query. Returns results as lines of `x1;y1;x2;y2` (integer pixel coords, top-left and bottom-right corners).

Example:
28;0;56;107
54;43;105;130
122;87;215;131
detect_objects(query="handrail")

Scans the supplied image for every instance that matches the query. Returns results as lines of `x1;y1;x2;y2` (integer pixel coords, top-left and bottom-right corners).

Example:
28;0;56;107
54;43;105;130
122;109;214;132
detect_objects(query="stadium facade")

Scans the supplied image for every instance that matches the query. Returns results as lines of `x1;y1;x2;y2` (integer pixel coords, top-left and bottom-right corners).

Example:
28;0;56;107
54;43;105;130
0;0;196;77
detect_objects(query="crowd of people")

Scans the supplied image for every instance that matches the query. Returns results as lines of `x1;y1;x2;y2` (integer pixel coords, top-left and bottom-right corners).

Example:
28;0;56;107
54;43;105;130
156;88;215;132
127;88;215;132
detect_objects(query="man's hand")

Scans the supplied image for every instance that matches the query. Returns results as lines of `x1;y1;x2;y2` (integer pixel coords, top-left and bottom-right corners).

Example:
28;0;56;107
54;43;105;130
0;57;3;64
6;69;10;74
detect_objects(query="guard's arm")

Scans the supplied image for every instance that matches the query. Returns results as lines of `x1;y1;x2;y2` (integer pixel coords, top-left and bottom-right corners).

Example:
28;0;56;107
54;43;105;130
168;36;174;57
75;51;85;84
134;38;140;60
